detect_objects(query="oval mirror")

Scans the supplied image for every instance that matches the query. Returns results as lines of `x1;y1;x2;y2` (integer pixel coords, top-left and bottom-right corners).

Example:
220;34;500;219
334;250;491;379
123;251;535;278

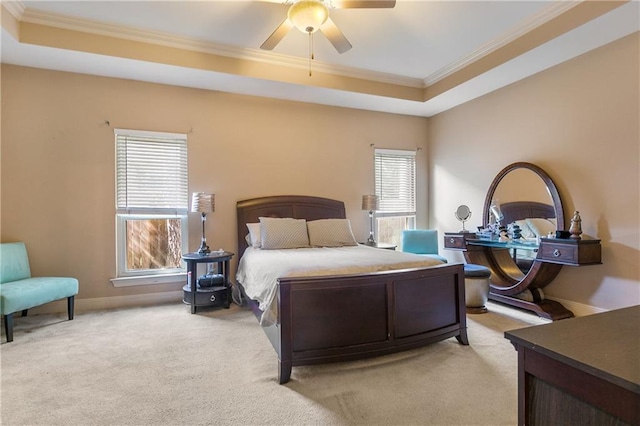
482;162;565;278
455;205;472;232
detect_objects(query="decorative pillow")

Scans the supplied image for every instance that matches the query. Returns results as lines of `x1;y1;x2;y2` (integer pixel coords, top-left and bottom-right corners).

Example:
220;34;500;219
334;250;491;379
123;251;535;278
259;217;310;249
526;218;557;238
246;223;262;248
307;219;358;247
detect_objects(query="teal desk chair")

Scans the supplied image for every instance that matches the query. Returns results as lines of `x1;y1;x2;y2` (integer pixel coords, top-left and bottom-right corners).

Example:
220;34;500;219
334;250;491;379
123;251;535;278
401;229;448;263
0;242;79;342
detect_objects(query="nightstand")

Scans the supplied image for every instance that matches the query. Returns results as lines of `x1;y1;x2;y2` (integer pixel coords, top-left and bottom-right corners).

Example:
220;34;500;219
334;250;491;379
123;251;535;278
182;251;234;314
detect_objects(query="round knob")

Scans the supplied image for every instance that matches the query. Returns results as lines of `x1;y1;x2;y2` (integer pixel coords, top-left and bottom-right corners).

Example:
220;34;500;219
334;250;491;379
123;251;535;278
210;294;216;302
553;249;561;257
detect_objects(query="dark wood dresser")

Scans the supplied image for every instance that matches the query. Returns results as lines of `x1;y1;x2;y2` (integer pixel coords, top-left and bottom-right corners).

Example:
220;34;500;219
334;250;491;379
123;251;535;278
505;306;639;425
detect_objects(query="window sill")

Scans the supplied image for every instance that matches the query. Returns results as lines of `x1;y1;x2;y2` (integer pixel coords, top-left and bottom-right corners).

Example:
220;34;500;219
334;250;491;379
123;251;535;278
111;273;187;288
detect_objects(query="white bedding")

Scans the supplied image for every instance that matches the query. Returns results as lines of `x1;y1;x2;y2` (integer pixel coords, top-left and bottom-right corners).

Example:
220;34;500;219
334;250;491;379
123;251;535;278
236;245;444;325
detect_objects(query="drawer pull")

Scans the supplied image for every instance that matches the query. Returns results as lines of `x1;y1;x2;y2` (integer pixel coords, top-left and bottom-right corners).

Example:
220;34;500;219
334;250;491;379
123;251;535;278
210;294;216;302
553;249;561;258
450;238;455;244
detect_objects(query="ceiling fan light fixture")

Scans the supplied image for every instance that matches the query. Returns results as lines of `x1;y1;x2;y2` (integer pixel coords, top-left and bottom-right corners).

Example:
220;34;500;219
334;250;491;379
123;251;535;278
288;0;329;33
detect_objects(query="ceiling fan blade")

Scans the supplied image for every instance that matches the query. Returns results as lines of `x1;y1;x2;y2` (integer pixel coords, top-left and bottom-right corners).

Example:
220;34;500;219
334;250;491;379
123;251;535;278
320;18;352;54
260;18;294;50
333;0;396;8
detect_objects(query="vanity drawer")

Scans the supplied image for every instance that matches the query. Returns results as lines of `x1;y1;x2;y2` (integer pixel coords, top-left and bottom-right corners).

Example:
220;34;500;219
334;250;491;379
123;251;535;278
444;233;470;250
538;238;602;266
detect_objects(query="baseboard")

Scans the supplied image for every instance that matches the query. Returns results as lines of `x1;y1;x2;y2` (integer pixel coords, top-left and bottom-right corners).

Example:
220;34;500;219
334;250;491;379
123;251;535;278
24;292;605;318
546;296;607;317
27;291;184;315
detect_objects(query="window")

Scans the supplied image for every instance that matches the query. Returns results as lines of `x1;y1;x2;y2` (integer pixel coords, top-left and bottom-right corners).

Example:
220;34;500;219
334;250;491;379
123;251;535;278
114;129;188;281
374;149;416;247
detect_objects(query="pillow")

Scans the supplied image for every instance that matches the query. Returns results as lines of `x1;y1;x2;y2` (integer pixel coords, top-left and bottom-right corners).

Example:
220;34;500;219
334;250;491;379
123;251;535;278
246;223;262;248
259;217;310;249
526;218;557;238
307;219;358;247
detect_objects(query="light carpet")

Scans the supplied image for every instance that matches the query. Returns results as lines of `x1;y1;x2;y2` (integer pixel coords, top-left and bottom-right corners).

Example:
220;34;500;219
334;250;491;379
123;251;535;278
0;301;547;425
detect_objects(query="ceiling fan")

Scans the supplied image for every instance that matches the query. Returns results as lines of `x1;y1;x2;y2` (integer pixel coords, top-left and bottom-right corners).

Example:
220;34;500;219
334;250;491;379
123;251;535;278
260;0;396;54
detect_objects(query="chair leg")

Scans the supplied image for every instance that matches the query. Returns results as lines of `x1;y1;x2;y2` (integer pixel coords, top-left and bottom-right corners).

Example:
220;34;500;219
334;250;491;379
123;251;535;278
21;309;28;317
67;296;75;320
4;314;14;343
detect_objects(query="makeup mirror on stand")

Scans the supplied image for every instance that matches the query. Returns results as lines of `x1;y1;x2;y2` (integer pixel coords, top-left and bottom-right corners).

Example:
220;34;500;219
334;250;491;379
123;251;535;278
455;205;472;232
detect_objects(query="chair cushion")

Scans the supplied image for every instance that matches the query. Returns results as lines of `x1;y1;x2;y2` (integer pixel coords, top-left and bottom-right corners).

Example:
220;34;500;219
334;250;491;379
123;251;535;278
0;242;31;283
0;277;79;315
401;229;439;255
464;264;492;278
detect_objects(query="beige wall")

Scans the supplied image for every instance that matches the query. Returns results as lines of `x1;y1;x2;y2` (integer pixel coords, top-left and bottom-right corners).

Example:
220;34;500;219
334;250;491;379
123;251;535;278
429;32;640;312
1;65;429;304
2;32;638;314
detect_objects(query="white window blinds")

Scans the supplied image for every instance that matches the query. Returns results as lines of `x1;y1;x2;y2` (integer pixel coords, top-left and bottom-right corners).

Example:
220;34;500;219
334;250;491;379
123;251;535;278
374;149;416;214
115;129;188;214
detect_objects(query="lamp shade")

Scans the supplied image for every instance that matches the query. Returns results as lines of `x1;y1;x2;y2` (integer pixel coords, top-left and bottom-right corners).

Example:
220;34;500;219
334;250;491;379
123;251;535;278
191;192;215;213
362;194;379;211
288;0;329;33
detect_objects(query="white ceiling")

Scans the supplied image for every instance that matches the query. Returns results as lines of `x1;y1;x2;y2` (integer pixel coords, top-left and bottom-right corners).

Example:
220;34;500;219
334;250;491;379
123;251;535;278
2;1;639;117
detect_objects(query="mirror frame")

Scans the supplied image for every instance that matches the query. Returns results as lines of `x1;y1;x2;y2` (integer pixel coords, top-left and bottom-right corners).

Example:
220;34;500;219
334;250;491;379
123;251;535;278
482;162;565;231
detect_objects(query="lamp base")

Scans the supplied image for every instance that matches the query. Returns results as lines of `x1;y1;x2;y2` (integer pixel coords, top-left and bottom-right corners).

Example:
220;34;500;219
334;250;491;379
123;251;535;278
197;241;211;255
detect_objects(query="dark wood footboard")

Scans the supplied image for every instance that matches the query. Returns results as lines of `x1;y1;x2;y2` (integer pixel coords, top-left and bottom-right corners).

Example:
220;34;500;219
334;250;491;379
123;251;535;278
242;263;467;384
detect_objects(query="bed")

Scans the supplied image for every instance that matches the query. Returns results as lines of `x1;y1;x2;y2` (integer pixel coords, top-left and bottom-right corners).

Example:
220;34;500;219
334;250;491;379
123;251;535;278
235;195;468;384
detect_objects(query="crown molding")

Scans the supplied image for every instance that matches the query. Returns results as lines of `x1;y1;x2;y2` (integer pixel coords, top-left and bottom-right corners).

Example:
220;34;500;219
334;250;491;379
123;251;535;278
2;0;25;20
17;1;581;90
20;8;424;88
423;1;580;86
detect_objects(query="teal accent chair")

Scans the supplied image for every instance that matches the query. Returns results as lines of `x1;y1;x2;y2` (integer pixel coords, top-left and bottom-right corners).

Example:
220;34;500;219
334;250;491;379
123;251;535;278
401;229;448;263
0;242;79;342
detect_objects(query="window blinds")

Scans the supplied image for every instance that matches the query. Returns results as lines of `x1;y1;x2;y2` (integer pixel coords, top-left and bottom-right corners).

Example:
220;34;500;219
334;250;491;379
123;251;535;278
374;149;416;214
115;129;188;214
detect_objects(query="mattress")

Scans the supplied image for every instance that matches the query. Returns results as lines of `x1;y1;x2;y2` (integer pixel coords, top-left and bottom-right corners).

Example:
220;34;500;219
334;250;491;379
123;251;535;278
236;245;444;325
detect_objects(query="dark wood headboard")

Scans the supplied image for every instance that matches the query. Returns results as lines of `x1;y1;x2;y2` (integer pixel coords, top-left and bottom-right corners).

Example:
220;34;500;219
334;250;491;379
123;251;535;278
501;201;555;225
236;195;346;258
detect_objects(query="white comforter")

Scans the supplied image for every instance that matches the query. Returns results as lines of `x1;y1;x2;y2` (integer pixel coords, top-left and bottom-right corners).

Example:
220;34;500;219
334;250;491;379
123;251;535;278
236;245;444;325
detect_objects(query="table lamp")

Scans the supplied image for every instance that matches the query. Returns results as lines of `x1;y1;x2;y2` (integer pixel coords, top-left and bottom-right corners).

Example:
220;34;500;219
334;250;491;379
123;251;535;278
191;192;215;255
362;194;379;246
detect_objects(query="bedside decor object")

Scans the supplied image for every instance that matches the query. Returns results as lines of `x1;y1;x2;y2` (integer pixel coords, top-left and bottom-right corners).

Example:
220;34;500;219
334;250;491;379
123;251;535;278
569;211;583;240
454;205;472;232
191;192;215;255
362;194;379;246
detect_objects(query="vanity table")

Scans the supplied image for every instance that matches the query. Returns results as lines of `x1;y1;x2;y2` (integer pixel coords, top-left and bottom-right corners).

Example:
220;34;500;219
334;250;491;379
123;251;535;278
445;162;602;321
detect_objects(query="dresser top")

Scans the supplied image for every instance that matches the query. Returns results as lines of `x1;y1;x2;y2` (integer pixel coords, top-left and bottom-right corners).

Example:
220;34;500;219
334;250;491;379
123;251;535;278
505;305;640;393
